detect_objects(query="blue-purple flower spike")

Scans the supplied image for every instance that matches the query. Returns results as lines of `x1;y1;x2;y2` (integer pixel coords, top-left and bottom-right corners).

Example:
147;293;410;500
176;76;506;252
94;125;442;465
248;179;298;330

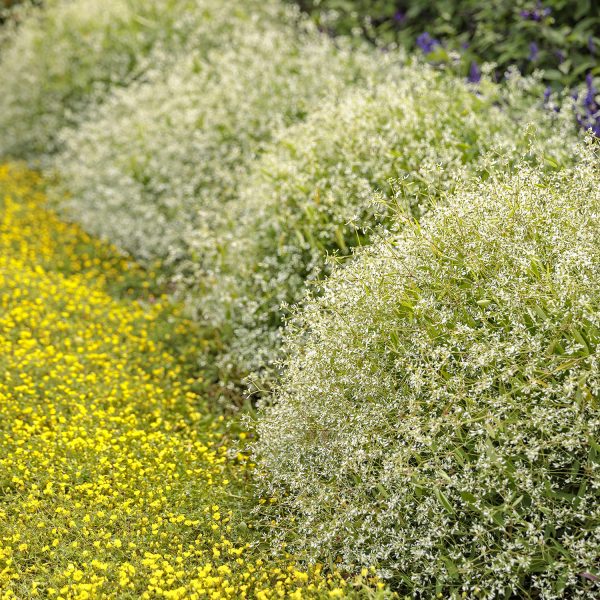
416;32;440;54
529;42;539;62
468;61;481;83
576;73;600;137
585;73;597;104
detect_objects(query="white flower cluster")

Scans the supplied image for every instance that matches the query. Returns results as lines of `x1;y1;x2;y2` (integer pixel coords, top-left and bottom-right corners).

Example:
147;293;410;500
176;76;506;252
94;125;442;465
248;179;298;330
193;68;580;379
0;0;283;158
255;140;600;598
52;1;396;376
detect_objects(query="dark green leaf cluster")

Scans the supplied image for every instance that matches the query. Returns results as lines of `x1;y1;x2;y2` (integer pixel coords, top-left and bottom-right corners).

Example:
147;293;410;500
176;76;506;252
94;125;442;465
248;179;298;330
296;0;599;87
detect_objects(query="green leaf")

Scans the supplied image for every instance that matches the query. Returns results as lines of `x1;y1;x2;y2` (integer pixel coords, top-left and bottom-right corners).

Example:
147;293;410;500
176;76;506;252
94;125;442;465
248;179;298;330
435;488;454;514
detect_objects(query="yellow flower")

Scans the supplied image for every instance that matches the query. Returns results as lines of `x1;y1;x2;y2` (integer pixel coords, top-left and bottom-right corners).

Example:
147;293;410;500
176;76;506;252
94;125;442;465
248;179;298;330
0;165;381;599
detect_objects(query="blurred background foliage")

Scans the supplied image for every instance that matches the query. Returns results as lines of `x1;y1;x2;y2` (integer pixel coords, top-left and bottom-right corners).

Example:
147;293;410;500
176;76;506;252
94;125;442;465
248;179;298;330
0;0;40;25
2;1;598;89
295;0;599;87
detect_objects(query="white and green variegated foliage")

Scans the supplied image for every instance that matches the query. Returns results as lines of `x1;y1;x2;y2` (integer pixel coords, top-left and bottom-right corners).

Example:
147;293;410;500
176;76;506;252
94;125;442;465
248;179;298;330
0;0;266;158
255;140;600;599
195;69;580;378
53;7;395;379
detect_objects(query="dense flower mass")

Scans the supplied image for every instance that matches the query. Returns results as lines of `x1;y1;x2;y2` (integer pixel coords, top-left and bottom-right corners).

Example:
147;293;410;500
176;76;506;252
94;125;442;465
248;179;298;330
0;0;598;596
0;0;286;158
53;3;388;303
0;165;381;600
255;142;600;598
195;67;579;379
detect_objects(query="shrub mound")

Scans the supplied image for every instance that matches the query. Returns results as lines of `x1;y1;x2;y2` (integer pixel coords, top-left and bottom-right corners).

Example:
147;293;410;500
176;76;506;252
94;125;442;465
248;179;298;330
255;141;600;598
197;67;578;377
0;0;274;158
54;9;392;381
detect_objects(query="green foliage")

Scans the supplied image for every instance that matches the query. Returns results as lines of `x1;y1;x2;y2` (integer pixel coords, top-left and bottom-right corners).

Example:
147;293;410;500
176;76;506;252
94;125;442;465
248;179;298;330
197;66;579;379
255;140;600;597
297;0;599;87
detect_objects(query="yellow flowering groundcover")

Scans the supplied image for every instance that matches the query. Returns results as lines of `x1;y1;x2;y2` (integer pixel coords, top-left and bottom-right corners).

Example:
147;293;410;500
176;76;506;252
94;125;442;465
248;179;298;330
0;165;381;600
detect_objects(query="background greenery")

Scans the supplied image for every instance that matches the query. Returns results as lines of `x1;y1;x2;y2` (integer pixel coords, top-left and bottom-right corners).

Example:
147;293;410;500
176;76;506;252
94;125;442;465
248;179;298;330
296;0;599;87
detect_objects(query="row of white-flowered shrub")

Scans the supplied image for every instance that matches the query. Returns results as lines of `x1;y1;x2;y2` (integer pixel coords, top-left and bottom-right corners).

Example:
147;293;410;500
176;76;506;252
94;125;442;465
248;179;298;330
1;1;598;597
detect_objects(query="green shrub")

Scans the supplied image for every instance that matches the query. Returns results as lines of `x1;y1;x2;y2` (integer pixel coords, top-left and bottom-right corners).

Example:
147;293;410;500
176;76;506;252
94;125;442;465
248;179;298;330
54;3;388;377
0;0;264;158
255;140;600;598
296;0;599;87
196;66;579;379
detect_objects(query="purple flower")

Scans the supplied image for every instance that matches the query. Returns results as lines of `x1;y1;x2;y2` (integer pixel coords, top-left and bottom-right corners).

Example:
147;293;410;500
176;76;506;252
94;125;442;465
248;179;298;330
589;36;596;54
520;2;551;21
575;74;600;137
529;42;539;62
585;73;597;107
555;50;565;64
416;32;440;54
543;86;552;103
467;61;481;83
586;72;595;90
393;11;406;24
